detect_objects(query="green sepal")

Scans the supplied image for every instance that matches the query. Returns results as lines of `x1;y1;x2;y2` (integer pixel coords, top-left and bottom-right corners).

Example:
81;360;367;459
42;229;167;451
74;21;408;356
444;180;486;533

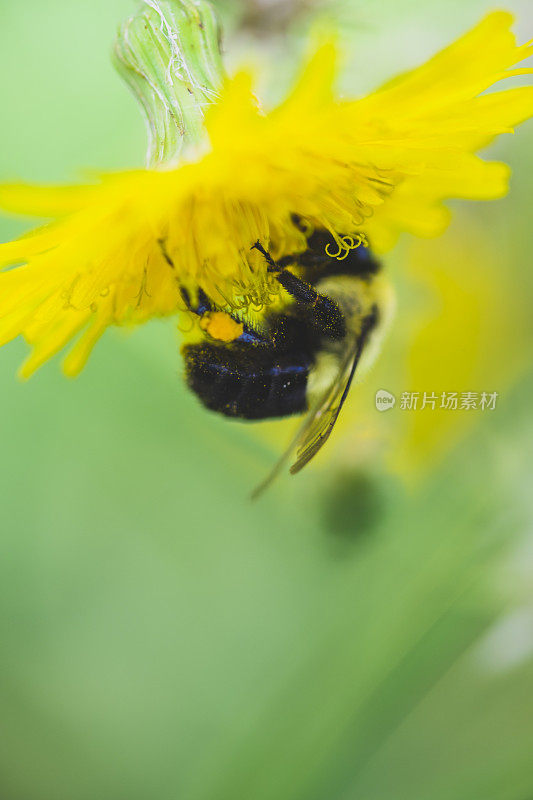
114;0;225;166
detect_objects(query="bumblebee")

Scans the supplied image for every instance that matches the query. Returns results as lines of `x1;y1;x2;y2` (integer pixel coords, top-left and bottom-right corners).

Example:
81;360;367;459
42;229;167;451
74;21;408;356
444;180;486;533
180;229;393;495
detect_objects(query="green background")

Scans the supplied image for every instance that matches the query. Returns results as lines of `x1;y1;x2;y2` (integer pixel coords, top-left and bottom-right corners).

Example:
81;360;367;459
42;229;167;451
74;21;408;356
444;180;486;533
0;1;532;798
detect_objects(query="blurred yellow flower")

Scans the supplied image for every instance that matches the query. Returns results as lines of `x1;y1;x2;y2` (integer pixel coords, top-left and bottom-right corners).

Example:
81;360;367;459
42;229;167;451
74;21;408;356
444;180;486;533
0;11;532;378
326;223;531;481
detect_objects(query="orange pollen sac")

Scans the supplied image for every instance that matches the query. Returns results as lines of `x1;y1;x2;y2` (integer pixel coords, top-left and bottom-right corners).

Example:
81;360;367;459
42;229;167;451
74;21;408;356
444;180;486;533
199;311;244;342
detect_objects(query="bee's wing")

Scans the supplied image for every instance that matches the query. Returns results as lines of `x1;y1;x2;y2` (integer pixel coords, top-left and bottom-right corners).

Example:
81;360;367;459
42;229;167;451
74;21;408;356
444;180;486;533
251;311;376;500
289;340;362;475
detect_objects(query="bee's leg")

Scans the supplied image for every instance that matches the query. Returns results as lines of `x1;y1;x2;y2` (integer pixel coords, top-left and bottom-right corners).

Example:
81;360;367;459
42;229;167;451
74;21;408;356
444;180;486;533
157;237;214;318
179;286;213;316
161;238;265;345
252;241;346;340
181;284;268;346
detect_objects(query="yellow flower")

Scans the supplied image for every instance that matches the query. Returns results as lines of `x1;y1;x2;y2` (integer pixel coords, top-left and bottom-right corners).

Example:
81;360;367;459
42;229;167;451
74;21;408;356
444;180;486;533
0;11;532;378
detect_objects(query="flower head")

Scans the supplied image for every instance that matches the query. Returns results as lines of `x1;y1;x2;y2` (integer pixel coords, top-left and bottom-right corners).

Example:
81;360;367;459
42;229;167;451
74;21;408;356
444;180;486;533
0;10;532;378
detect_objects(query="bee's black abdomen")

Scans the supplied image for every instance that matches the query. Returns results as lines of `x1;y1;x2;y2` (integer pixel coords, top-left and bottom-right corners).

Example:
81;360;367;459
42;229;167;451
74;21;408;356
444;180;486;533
183;343;312;420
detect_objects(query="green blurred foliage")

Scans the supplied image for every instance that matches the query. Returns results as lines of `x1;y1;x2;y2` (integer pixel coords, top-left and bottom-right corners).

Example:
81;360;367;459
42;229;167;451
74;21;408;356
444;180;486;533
0;1;532;799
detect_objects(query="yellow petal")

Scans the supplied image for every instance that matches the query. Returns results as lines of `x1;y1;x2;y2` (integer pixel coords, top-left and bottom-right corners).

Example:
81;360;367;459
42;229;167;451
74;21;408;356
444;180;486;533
0;182;97;218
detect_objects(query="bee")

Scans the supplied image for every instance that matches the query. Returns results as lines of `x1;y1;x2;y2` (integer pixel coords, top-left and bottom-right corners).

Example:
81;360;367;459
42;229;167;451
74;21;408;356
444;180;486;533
180;227;393;496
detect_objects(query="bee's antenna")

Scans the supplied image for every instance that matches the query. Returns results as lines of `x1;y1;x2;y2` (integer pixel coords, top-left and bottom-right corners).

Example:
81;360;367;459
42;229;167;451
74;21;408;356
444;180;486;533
251;241;279;273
